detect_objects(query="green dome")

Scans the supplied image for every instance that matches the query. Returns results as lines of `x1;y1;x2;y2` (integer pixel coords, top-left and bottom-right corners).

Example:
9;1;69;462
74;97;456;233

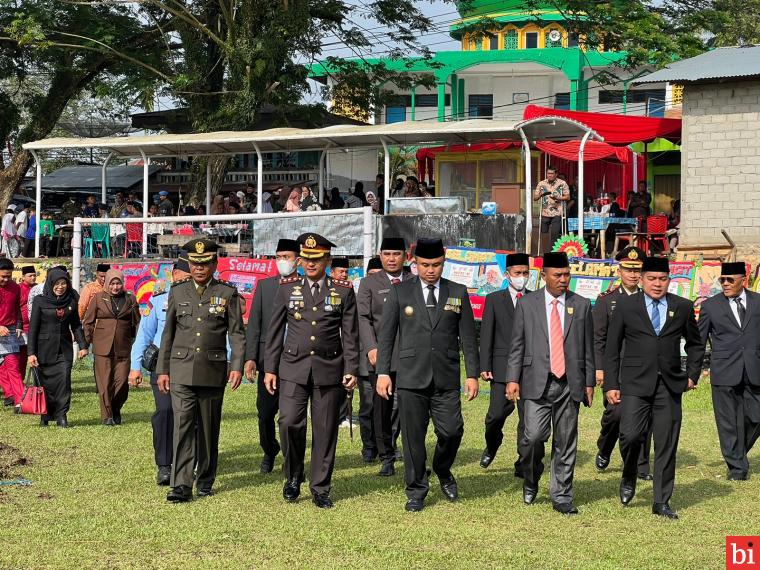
456;0;562;18
451;1;570;39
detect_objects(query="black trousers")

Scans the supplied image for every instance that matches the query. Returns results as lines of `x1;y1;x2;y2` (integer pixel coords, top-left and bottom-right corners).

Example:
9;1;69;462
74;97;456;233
278;377;343;496
22;238;34;258
357;375;377;458
370;372;402;463
150;371;173;468
256;370;280;458
620;377;681;504
170;384;225;490
38;353;72;421
597;400;652;474
484;381;526;470
540;215;562;250
398;384;463;501
711;379;760;477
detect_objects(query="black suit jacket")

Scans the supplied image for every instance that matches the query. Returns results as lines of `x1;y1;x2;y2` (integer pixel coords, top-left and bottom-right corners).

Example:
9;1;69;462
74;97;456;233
244;275;278;368
28;297;87;365
604;292;704;397
376;276;479;390
592;286;631;371
698;290;760;387
480;288;520;383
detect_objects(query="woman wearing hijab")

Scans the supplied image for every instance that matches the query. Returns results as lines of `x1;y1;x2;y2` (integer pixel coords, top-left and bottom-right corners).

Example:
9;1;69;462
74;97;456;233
27;267;88;428
299;186;321;211
328;187;344;209
82;269;140;425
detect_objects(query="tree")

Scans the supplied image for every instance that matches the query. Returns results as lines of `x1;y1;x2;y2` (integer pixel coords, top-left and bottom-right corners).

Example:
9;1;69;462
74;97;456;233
0;1;165;208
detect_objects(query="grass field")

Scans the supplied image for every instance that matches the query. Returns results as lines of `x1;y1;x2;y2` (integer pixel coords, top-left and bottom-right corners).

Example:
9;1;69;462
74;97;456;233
0;361;757;569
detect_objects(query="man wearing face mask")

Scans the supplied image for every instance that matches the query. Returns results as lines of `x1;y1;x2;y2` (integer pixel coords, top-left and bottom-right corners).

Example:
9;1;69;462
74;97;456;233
479;253;531;476
244;239;300;474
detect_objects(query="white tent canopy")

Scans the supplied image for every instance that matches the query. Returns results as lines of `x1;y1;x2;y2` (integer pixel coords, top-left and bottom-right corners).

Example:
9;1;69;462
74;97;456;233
23;117;602;256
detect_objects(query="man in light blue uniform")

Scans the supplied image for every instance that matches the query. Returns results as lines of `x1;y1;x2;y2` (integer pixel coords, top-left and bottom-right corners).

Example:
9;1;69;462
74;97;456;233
129;256;191;485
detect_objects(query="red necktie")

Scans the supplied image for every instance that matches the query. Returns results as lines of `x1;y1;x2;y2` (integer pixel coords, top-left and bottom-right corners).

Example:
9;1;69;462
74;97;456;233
516;292;523;299
391;278;401;285
550;299;566;378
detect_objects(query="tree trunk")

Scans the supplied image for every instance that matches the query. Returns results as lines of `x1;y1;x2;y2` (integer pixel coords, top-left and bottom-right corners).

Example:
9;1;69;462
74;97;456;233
0;150;33;211
183;155;230;208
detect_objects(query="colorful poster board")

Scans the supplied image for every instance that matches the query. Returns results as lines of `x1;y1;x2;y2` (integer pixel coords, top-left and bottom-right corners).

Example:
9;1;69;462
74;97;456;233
216;257;279;319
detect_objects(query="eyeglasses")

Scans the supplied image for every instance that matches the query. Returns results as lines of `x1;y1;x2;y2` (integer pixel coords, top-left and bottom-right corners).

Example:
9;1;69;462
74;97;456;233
718;277;738;284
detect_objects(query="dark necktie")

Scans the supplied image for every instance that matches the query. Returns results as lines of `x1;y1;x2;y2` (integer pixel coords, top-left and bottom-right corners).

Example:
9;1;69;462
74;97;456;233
650;299;661;335
426;284;437;321
312;282;320;298
735;297;746;326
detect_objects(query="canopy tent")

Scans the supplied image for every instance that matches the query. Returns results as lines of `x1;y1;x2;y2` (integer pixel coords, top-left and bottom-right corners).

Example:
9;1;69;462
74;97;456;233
24;116;602;257
523;104;682;145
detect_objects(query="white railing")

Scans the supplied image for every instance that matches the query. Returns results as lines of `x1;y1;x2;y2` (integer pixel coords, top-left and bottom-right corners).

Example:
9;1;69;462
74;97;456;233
71;207;374;292
157;169;319;186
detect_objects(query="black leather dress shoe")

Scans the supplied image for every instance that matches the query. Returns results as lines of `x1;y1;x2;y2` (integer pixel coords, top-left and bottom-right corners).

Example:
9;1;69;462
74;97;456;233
652;502;679;519
595;453;610;471
283;478;301;502
113;413;122;425
362;451;378;464
312;494;333;509
260;454;275;474
405;499;424;512
379;461;395;477
166;485;192;502
3;397;14;407
620;478;636;505
196;486;214;498
439;475;458;501
728;472;748;481
553;502;579;515
480;449;495;468
103;418;116;426
523;486;538;505
638;472;654;481
56;418;69;428
40;417;49;427
156;466;171;486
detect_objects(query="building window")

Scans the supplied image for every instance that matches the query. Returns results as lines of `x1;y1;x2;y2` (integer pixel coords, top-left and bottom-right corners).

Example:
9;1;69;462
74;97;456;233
545;29;563;48
489;34;499;50
525;32;538;49
468;94;493;119
386;106;406;124
416;94;451;107
504;29;518;50
598;88;667;115
567;33;579;47
554;92;571;110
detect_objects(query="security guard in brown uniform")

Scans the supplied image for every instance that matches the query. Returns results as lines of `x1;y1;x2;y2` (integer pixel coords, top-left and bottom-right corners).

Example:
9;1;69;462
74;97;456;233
592;246;652;479
157;238;246;502
264;233;359;509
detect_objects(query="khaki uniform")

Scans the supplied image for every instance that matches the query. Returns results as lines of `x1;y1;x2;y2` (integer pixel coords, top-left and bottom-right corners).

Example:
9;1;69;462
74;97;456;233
157;277;245;490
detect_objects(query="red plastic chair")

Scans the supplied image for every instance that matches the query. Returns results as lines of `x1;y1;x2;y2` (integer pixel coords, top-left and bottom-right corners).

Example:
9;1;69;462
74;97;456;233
640;214;669;255
124;223;143;258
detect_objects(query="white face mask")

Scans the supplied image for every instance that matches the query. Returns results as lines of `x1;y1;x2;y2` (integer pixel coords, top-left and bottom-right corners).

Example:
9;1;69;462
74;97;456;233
509;276;527;291
276;259;296;277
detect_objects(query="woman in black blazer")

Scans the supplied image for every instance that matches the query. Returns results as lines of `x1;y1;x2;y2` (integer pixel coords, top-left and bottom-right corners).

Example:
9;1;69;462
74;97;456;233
28;267;88;427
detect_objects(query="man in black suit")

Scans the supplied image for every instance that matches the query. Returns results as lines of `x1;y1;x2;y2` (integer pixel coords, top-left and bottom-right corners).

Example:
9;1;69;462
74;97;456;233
244;238;300;474
698;261;760;481
592;246;653;480
479;252;530;475
604;256;704;519
506;252;595;516
357;237;408;476
376;238;479;512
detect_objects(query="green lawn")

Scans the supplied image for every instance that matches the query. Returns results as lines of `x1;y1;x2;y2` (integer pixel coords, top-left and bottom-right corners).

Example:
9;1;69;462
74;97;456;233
0;362;756;569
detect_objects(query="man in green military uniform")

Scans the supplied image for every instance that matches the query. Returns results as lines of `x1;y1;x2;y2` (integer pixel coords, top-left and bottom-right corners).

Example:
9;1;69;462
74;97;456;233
157;238;246;502
264;233;359;509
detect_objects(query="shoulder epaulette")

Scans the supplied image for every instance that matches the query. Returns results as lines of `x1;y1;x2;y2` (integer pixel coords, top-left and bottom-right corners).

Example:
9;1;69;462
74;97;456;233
280;275;301;285
332;278;353;288
173;277;192;286
598;287;618;299
152;290;167;297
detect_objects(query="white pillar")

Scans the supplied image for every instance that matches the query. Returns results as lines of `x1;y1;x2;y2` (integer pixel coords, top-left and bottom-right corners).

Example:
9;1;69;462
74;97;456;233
253;143;263;213
30;150;42;258
518;129;533;254
72;217;82;292
101;152;114;205
577;131;592;238
362;205;373;271
381;139;390;214
632;151;638;196
205;159;212;214
139;149;149;255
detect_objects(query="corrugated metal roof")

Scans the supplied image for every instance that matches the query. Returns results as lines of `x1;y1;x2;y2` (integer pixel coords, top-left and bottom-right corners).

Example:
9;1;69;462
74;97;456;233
21;165;163;190
634;46;760;84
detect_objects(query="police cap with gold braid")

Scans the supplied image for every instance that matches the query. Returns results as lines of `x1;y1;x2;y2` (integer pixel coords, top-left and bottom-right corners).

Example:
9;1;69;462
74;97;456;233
615;246;646;269
297;233;336;259
182;238;218;264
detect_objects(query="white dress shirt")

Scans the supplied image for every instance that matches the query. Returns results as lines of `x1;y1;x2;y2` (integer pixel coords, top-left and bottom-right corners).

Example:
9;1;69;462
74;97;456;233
509;286;525;308
420;279;441;304
728;289;747;327
544;289;566;332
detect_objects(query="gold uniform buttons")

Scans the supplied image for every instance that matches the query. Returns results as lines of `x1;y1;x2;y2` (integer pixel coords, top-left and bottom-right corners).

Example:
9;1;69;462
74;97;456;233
312;307;318;312
197;317;202;322
196;332;201;336
310;350;315;355
310;336;315;341
195;347;201;352
311;321;317;326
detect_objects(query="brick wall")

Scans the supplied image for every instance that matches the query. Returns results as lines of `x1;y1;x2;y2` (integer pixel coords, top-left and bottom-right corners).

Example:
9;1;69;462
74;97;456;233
680;80;760;258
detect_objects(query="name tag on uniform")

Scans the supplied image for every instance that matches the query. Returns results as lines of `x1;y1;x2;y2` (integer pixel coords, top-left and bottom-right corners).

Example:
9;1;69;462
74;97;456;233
378;288;390;294
444;297;461;313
